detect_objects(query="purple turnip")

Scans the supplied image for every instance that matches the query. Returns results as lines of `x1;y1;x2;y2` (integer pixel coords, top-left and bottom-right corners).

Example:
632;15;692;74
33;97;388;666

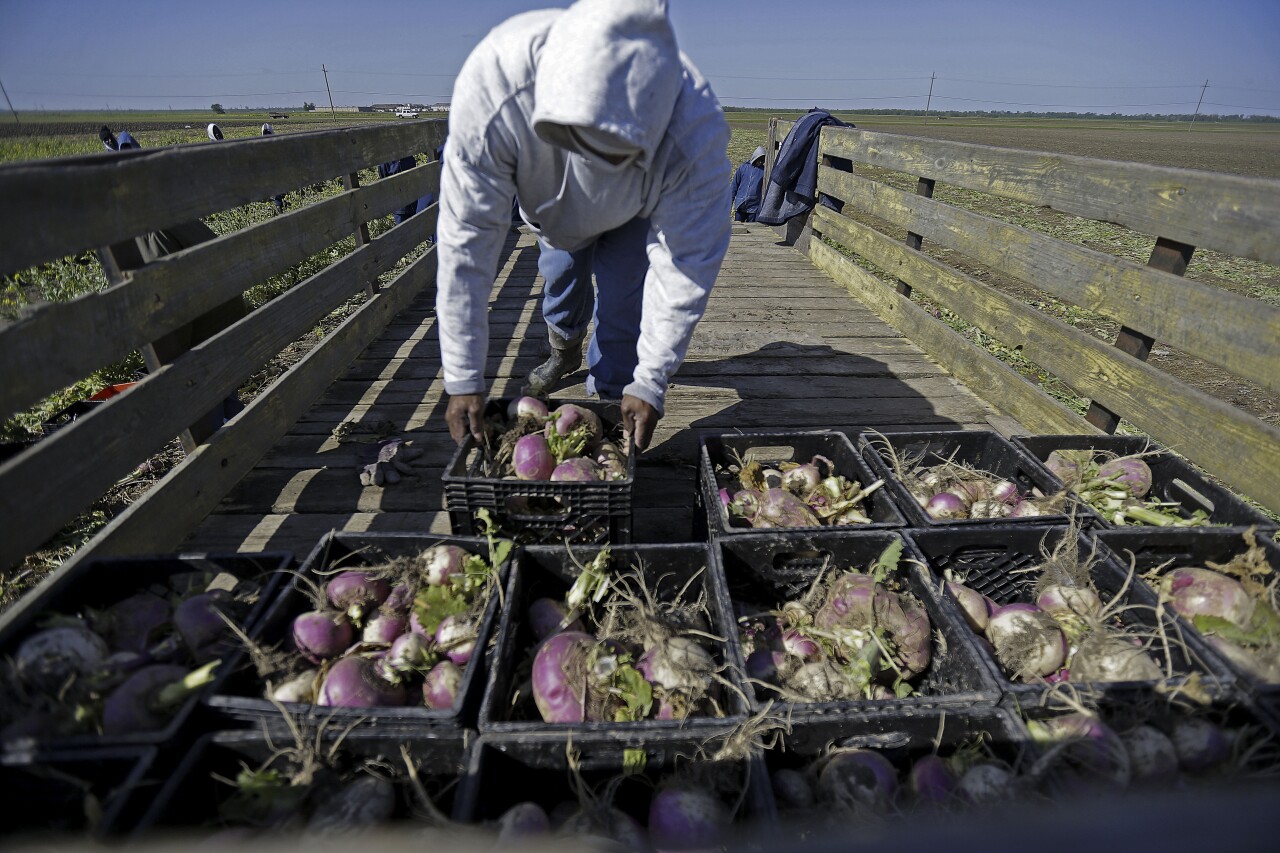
546;403;602;442
497;802;551;841
173;590;237;661
317;656;407;707
383;632;432;675
1170;717;1230;773
771;768;815;810
514;433;556;480
814;573;878;629
1028;713;1131;790
14;625;108;691
909;754;957;804
753;488;821;527
925;491;968;520
528;597;582;641
421;544;466;587
532;631;593;723
292;611;354;663
791;660;860;701
361;612;408;645
1097;456;1153;498
818;749;898;811
874;589;933;678
382;582;414;614
636;637;715;693
102;661;218;735
305;776;396;832
99;592;170;654
1159;567;1255;629
508;396;550;421
1123;725;1179;784
781;629;821;660
551;457;601;482
1070;633;1162;682
985;603;1068;680
745;648;785;683
647;784;730;851
946;580;993;632
325;572;390;622
782;463;822;495
435;615;476;666
422;660;462;709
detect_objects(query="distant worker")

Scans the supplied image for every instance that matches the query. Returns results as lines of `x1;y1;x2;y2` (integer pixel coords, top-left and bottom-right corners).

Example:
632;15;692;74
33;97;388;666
260;123;286;213
730;145;767;222
435;0;731;452
99;126;140;151
207;123;224;141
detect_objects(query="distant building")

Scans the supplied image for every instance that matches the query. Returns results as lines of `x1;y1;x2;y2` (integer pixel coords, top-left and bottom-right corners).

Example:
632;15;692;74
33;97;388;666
429;103;451;112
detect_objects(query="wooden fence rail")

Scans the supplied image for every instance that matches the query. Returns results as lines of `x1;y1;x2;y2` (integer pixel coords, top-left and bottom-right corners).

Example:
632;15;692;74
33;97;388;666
767;117;1280;513
0;119;446;570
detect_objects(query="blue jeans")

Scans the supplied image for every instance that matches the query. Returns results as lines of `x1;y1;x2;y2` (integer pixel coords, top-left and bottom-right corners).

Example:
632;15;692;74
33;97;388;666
537;217;649;399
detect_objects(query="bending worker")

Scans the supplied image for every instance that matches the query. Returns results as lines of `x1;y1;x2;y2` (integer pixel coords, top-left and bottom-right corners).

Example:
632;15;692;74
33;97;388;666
730;145;767;222
436;0;731;451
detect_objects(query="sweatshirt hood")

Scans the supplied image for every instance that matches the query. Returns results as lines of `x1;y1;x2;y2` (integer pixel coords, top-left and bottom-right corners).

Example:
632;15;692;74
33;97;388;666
532;0;681;169
750;145;766;164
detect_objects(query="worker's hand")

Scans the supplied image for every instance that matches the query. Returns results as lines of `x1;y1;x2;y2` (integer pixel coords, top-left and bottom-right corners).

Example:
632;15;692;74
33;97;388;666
446;393;486;446
621;394;659;452
358;439;423;486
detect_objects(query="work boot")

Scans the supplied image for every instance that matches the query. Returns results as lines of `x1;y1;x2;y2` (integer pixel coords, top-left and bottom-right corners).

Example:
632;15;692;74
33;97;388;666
525;328;584;395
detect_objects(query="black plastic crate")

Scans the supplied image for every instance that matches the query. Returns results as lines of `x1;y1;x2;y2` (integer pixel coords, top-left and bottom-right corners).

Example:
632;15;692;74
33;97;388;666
478;543;750;741
696;430;908;539
1;745;158;840
443;398;633;545
0;551;290;752
858;430;1071;528
1096;528;1280;714
132;728;469;838
716;530;1002;719
1014;434;1277;531
908;525;1234;705
766;706;1040;833
455;734;775;844
207;532;509;731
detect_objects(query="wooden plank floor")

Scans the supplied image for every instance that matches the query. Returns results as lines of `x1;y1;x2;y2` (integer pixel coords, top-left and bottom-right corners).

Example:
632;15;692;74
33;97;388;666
183;223;1017;556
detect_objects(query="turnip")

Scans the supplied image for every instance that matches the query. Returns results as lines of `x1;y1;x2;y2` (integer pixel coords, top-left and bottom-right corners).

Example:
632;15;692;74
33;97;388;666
422;660;462;709
382;582;415;614
271;669;320;704
361;612;408;645
1096;456;1153;498
532;630;593;723
946;579;993;632
435;615;477;665
790;660;859;700
990;480;1021;504
1070;632;1162;682
1028;713;1131;790
647;783;729;851
325;572;391;623
98;592;171;654
781;463;822;495
874;588;933;678
291;611;353;663
102;661;218;735
771;768;815;810
813;573;878;629
781;629;821;660
304;776;396;833
497;802;551;841
1045;449;1091;484
969;499;1013;519
317;656;407;707
546;403;602;443
559;807;648;849
745;648;784;683
1008;501;1044;518
985;603;1068;680
514;433;556;480
551;457;601;482
956;763;1014;804
508;396;550;421
752;488;821;528
636;636;715;694
1159;567;1255;629
382;632;432;676
925;491;968;520
1123;725;1179;784
421;544;466;587
14;625;108;691
1170;717;1229;772
528;597;583;641
817;750;898;811
909;754;957;804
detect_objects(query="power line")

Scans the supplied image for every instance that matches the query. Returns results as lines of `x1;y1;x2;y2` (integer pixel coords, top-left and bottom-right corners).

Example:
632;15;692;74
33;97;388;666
935;95;1199;109
939;76;1205;90
9;89;324;98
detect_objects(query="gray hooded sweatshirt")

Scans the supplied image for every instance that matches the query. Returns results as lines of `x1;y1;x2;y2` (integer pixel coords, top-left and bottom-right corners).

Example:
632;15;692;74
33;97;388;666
435;0;731;414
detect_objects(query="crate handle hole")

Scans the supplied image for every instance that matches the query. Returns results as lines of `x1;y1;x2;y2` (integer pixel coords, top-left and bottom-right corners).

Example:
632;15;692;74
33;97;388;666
501;496;571;518
773;549;832;570
1169;478;1215;514
743;445;798;464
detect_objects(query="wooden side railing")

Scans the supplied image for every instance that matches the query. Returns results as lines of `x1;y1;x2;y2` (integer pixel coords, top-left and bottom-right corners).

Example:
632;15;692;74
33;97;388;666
0;119;448;570
766;117;1280;514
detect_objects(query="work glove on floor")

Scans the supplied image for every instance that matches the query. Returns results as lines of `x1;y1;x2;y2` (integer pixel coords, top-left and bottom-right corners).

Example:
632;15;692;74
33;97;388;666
358;438;423;486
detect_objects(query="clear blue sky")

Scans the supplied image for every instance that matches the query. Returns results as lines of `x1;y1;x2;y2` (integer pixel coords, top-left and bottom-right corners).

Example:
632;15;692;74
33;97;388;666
2;0;1277;115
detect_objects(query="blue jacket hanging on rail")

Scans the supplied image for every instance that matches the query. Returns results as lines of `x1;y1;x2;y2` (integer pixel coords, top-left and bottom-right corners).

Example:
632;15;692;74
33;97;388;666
756;109;852;226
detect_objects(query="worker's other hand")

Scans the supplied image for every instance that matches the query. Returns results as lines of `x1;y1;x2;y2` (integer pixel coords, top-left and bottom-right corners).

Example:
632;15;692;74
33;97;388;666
621;394;659;452
446;393;486;446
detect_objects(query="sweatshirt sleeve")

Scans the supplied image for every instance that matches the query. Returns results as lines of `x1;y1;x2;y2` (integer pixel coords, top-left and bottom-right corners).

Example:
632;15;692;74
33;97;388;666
434;80;520;397
623;122;731;414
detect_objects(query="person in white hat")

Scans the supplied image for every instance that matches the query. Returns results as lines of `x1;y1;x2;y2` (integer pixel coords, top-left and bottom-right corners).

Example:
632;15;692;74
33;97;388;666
436;0;730;451
207;123;223;141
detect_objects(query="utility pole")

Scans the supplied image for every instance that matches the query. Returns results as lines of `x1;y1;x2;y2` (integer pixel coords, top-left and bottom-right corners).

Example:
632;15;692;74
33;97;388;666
924;71;935;118
0;75;19;126
322;64;336;118
1188;79;1208;132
